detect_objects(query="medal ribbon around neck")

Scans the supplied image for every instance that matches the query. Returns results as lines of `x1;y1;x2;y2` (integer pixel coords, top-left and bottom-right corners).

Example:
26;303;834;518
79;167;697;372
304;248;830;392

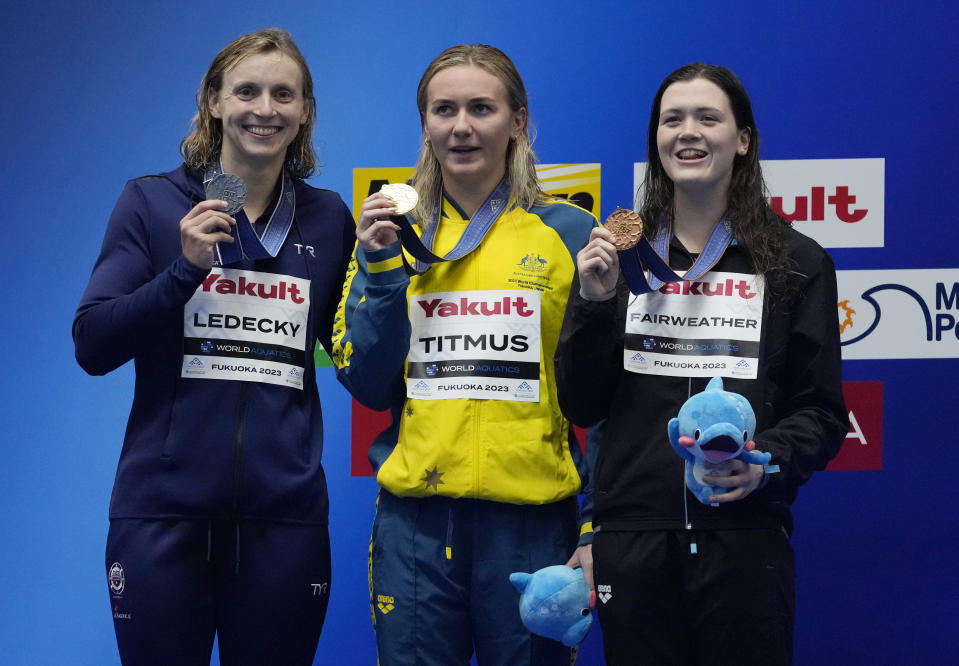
618;213;733;295
204;161;296;266
390;179;510;274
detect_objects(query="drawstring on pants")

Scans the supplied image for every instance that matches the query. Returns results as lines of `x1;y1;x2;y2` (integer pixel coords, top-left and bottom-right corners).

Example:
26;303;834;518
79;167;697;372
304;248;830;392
205;521;241;574
235;522;241;574
445;508;453;560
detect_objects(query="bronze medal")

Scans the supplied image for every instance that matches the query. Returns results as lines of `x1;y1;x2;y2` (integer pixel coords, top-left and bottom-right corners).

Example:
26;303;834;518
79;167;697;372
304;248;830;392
604;207;644;250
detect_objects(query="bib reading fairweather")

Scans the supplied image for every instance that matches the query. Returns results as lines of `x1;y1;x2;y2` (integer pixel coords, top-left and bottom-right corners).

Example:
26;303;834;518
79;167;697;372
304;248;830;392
624;272;764;379
181;268;311;389
407;290;542;402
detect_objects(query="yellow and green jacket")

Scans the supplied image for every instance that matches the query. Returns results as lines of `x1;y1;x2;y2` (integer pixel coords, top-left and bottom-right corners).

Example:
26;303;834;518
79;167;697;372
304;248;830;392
333;196;595;512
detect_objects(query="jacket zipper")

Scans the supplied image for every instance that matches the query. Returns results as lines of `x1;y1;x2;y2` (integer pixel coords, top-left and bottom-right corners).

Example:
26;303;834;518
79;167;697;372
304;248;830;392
683;376;697;554
232;382;250;516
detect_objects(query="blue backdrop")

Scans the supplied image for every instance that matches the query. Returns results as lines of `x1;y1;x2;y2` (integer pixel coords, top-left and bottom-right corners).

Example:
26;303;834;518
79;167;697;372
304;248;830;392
2;1;956;664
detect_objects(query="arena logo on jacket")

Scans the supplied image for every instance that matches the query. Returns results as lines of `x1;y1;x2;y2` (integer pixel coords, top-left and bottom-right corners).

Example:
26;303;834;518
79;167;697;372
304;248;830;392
838;268;959;359
634;158;884;248
181;268;311;389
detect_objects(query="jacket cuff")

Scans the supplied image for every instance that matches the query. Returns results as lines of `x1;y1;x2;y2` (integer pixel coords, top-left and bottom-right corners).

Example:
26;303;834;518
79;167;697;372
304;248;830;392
362;243;408;286
577;521;594;547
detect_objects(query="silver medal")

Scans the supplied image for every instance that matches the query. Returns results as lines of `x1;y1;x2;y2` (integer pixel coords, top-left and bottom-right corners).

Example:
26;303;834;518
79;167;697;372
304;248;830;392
205;173;247;214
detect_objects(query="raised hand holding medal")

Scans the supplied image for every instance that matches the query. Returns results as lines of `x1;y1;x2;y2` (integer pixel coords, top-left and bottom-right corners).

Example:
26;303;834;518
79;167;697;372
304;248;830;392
177;175;244;270
355;184;414;252
576;213;630;301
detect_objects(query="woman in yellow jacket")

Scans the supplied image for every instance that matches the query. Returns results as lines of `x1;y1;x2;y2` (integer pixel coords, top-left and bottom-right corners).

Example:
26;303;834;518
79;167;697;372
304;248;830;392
333;44;595;666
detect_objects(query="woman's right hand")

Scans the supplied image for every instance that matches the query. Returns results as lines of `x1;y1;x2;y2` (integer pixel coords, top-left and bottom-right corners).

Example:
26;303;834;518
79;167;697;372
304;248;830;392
180;199;236;269
576;226;620;301
356;192;402;251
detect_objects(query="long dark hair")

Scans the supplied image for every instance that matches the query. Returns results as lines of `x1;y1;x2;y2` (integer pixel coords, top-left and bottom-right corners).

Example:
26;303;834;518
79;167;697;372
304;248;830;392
638;63;791;285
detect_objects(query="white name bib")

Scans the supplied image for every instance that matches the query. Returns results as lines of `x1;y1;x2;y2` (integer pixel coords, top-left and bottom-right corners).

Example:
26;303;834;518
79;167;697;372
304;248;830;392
181;268;311;389
407;289;541;402
624;272;764;379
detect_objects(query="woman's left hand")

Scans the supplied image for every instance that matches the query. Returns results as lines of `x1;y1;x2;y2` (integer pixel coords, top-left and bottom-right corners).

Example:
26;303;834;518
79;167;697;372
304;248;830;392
702;458;765;503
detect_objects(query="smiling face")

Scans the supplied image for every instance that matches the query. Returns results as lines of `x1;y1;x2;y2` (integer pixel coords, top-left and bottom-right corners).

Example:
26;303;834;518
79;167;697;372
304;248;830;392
656;77;750;200
208;50;309;172
422;64;526;199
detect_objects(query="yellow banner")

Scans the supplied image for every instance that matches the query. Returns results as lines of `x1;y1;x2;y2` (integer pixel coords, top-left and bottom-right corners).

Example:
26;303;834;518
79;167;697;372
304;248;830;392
352;163;601;218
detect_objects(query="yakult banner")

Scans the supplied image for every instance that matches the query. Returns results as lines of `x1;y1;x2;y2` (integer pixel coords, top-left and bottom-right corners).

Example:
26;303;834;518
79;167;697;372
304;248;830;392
633;158;885;248
838;269;959;359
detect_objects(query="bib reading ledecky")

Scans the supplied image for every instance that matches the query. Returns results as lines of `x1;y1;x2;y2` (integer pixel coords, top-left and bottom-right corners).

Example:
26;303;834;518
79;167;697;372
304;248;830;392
181;268;311;389
624;271;764;379
406;289;541;402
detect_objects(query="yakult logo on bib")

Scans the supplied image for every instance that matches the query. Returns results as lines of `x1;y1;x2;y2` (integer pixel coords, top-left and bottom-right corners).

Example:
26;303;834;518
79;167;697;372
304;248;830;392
659;277;759;299
201;272;306;303
416;295;536;318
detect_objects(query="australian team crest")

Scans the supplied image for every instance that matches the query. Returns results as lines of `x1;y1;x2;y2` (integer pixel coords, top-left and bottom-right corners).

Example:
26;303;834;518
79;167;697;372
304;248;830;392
517;253;548;272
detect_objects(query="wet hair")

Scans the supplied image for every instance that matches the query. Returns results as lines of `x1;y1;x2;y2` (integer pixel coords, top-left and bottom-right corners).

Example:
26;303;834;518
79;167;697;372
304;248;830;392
410;44;550;224
637;62;791;284
180;28;317;178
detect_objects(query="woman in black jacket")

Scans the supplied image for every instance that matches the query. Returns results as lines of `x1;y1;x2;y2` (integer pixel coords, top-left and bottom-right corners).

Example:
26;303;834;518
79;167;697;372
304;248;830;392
555;62;848;666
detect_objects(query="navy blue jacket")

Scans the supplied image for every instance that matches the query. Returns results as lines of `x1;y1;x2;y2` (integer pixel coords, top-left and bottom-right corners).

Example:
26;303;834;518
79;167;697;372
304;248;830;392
74;165;354;524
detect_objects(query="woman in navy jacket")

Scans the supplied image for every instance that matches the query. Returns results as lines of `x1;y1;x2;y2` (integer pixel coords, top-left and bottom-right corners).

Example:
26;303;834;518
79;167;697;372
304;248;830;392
73;29;354;666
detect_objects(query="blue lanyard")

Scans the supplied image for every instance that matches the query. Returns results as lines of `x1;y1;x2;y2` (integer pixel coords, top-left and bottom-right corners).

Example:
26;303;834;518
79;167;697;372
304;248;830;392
204;161;296;266
618;213;733;294
392;179;510;274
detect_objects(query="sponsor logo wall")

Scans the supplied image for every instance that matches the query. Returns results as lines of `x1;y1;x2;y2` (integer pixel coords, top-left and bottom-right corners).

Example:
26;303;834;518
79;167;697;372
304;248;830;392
634;158;885;248
839;269;959;358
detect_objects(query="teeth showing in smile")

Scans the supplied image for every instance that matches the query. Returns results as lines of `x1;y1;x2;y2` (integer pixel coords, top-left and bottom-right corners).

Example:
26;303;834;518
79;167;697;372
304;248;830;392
678;149;707;160
245;126;280;136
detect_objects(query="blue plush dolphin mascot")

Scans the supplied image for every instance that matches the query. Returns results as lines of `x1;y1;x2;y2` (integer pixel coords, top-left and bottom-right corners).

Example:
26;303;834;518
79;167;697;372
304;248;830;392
509;565;593;646
667;376;772;506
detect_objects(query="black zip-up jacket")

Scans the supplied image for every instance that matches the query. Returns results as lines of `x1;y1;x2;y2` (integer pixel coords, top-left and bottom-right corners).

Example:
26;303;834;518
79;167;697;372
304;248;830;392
74;165;354;524
555;225;847;536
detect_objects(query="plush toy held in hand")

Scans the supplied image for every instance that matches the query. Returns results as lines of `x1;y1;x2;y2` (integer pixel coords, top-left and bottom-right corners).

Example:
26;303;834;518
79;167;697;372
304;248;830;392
509;565;593;646
667;376;772;506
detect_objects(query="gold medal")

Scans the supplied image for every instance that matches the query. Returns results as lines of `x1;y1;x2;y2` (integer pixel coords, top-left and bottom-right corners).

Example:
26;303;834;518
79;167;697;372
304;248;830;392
380;183;419;215
604;207;644;250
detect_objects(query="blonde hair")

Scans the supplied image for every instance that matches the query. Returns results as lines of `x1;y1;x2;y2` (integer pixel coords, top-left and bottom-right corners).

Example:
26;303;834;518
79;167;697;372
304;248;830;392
180;28;317;178
411;44;549;224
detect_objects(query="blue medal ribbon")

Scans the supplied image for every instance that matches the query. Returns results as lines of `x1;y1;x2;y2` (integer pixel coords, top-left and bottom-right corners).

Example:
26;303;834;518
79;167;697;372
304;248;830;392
204;162;296;266
617;213;733;294
390;179;510;274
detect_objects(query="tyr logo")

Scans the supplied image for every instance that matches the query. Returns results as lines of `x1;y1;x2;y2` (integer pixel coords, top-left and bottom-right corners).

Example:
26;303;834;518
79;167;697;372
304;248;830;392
295;243;315;257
